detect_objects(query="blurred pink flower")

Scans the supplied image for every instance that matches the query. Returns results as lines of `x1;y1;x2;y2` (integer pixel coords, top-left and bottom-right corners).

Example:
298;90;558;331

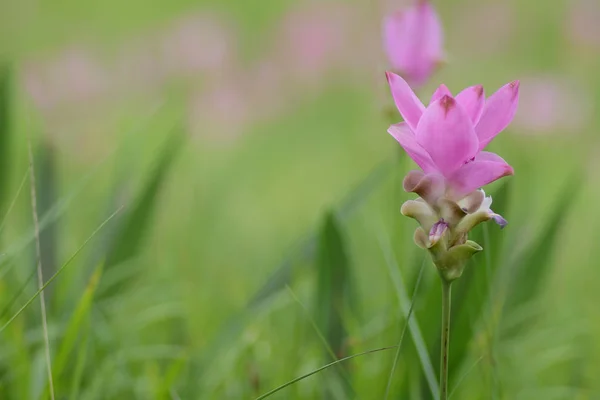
567;0;600;51
275;2;356;83
21;63;57;111
513;76;591;135
161;13;236;78
48;47;108;104
386;71;516;198
22;47;107;110
188;81;250;143
383;0;443;87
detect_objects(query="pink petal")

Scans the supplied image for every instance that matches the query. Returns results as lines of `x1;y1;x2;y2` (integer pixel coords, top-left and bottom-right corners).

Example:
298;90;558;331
456;85;485;125
385;71;426;131
416;95;479;176
430;84;452;104
475;81;520;150
388;123;437;173
448;151;514;198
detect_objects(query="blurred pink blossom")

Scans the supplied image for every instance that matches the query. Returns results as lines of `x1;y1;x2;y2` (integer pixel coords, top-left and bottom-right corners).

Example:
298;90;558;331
513;76;591;135
22;47;107;110
161;13;236;78
188;81;251;143
275;2;357;84
383;0;444;87
567;0;600;51
47;47;108;104
21;63;57;111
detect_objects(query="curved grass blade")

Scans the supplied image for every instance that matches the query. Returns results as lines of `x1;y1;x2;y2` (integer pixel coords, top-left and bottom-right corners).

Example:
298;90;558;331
286;285;354;393
384;256;426;399
99;132;183;298
254;345;399;400
54;266;102;380
448;355;485;399
0;64;11;212
503;177;579;313
314;212;354;396
104;132;183;270
377;227;439;399
0;207;122;332
28;139;55;400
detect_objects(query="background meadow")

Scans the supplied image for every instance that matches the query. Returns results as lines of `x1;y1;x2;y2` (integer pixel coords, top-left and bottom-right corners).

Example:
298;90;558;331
0;0;599;398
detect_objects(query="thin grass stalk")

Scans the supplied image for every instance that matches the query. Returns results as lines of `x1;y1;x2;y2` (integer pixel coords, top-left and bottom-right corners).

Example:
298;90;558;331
28;140;55;400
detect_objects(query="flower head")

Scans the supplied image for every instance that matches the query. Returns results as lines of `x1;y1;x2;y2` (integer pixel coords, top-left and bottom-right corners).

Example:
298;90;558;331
383;0;444;87
386;71;518;200
389;73;518;279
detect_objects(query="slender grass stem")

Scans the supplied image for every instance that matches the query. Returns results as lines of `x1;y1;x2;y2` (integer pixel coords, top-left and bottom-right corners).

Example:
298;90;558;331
440;279;452;400
28;140;56;400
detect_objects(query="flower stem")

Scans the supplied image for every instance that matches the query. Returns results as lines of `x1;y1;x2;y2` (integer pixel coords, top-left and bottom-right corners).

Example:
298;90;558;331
440;279;452;400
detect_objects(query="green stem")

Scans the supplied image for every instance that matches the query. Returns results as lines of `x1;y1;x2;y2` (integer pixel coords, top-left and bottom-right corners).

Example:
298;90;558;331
440;279;452;400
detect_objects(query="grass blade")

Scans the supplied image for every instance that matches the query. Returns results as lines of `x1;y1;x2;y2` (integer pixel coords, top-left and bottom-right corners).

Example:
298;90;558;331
0;206;122;332
104;133;182;269
376;227;439;399
286;285;353;391
54;266;102;381
315;212;351;360
0;64;11;212
99;133;183;297
384;256;426;399
254;345;399;400
35;141;59;301
503;177;579;313
28;139;55;400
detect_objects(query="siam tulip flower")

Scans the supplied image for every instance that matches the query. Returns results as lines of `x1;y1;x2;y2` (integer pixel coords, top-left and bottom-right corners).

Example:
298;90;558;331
386;71;517;203
385;72;519;400
383;0;444;87
385;70;518;283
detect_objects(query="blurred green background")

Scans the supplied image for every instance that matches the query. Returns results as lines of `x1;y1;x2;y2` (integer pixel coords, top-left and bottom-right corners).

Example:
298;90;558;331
0;0;599;398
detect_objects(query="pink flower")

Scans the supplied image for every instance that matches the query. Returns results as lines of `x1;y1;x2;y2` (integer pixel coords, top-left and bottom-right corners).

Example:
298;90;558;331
383;0;443;87
386;71;517;199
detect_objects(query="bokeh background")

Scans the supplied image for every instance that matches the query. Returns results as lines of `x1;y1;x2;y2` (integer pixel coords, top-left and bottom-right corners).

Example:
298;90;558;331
0;0;599;398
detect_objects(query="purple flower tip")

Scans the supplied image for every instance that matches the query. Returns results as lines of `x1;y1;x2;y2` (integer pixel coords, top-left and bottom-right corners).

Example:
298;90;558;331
474;85;484;98
439;95;455;116
491;213;508;229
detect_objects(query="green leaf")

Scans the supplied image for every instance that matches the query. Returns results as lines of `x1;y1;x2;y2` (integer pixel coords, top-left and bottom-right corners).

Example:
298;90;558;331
54;266;102;385
503;176;579;317
314;212;353;396
315;212;351;357
0;64;11;212
99;132;183;297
